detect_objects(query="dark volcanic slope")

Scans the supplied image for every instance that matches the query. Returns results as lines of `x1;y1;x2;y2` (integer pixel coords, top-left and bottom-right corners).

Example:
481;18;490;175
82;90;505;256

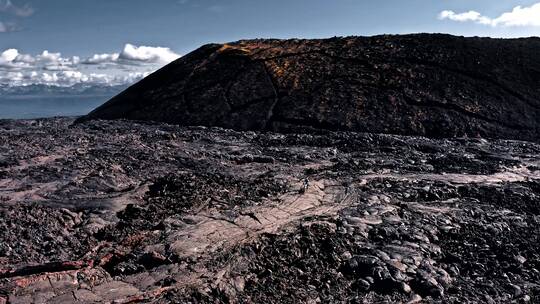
79;34;540;141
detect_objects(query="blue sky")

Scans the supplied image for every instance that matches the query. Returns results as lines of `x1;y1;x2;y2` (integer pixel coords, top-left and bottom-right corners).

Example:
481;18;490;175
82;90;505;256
1;0;540;87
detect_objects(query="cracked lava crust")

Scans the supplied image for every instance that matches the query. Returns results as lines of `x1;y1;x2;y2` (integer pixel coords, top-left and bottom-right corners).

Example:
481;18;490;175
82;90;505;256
1;118;539;303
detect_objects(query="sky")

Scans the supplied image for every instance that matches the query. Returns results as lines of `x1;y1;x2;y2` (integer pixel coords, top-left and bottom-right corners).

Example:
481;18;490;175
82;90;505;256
1;0;540;88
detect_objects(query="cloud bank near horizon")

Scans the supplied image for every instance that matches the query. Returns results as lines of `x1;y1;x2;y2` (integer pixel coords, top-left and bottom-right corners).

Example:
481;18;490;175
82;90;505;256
0;44;181;87
439;2;540;27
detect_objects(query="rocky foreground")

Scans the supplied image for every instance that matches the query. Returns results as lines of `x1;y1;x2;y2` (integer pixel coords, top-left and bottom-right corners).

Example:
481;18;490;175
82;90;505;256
0;118;539;303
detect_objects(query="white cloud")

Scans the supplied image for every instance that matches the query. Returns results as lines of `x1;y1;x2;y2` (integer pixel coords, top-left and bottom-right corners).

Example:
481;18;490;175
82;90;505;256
83;53;120;64
37;51;80;70
0;0;34;17
82;44;181;65
0;48;18;62
0;44;181;87
438;11;492;25
0;48;30;68
13;52;34;63
0;49;80;70
439;2;540;27
118;44;181;64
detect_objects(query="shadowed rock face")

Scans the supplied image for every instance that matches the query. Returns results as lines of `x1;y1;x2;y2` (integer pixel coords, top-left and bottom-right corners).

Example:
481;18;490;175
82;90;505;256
78;34;540;141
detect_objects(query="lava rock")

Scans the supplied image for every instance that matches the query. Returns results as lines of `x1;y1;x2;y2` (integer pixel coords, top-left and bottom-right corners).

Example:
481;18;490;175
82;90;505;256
1;118;540;303
78;34;540;142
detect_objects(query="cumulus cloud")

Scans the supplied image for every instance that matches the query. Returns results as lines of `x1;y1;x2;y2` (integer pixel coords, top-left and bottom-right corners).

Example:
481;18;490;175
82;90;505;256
118;44;180;64
0;49;79;70
0;48;30;68
0;44;181;87
439;2;540;27
0;0;34;17
82;44;180;65
439;11;492;25
83;53;120;64
0;49;18;62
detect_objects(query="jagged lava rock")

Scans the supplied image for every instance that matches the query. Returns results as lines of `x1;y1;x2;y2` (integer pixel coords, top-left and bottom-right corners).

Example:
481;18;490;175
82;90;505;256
78;34;540;141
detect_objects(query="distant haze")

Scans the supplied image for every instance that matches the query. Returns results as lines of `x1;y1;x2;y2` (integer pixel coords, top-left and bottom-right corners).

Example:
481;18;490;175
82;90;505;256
0;85;125;119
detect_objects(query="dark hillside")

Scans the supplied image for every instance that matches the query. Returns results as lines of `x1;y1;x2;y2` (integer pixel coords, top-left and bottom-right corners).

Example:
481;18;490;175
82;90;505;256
79;34;540;141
